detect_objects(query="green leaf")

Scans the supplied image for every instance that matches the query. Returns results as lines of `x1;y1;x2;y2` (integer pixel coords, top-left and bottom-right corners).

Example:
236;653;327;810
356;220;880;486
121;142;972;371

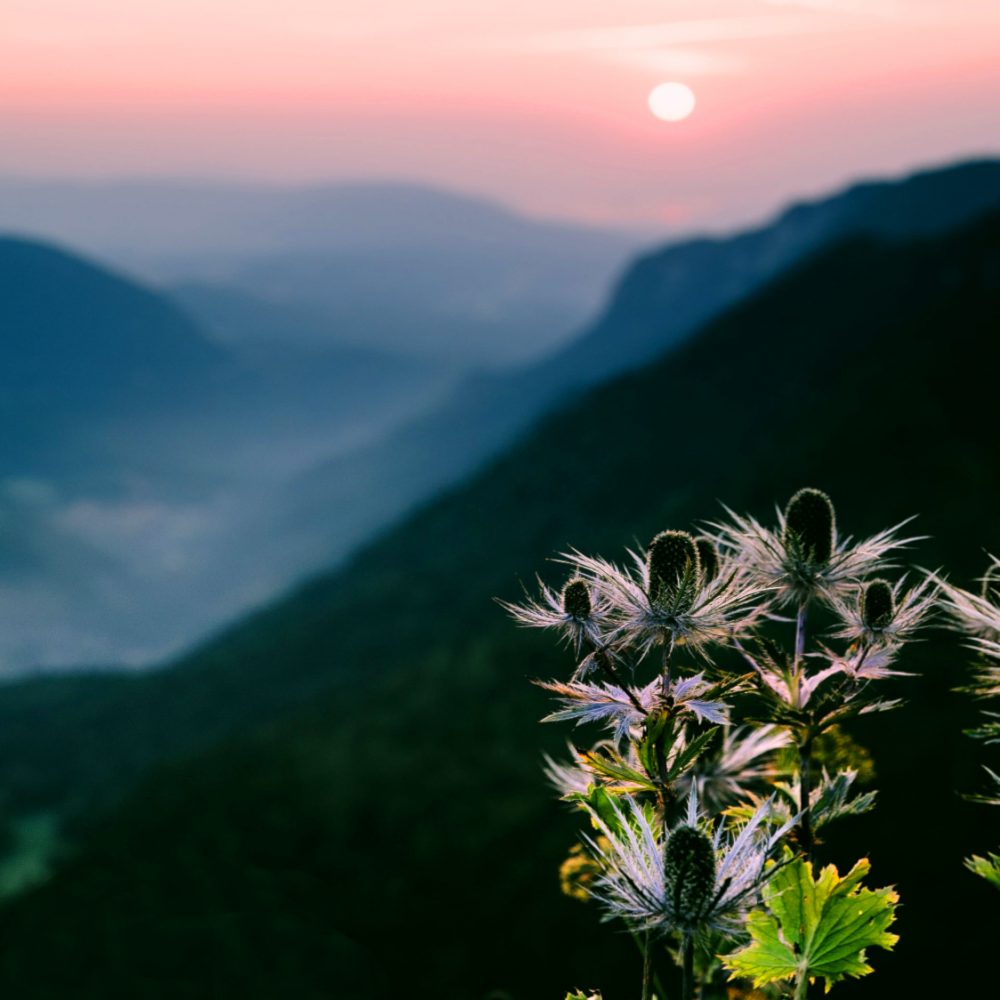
580;748;657;792
965;851;1000;890
723;857;899;993
666;726;719;781
564;991;602;1000
578;785;625;835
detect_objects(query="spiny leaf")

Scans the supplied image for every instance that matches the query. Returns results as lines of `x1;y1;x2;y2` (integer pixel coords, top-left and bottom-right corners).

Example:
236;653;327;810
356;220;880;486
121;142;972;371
965;851;1000;890
581;785;623;834
579;748;658;792
723;857;898;993
667;726;719;780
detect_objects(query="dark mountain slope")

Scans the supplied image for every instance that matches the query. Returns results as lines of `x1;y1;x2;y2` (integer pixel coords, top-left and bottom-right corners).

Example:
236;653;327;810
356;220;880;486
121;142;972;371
272;159;1000;581
0;211;997;996
0;236;225;473
550;156;1000;380
0;179;639;368
0;234;457;669
0;236;223;394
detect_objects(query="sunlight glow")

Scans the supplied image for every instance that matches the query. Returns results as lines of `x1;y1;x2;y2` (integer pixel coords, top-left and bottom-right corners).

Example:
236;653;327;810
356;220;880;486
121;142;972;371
647;81;696;122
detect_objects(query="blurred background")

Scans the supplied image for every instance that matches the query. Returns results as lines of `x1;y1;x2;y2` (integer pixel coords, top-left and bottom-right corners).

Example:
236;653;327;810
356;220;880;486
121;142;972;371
0;1;998;996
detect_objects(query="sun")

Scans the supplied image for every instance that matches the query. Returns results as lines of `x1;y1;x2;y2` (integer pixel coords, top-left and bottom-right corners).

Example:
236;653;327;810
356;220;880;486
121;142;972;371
648;82;696;123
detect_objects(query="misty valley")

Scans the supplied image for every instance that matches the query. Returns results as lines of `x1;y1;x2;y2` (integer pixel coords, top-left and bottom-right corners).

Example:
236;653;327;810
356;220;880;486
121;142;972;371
0;160;998;997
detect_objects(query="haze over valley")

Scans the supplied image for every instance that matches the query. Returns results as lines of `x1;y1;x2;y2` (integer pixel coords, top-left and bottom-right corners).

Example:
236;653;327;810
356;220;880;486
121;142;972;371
0;183;638;670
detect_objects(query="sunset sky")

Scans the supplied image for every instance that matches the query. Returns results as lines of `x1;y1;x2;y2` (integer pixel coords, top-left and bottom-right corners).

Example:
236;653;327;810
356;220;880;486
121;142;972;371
3;0;1000;228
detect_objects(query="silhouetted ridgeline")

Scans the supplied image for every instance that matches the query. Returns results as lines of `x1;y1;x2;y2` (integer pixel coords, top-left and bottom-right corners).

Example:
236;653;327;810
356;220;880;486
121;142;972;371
0;206;997;997
0;179;639;368
0;234;454;668
273;159;1000;587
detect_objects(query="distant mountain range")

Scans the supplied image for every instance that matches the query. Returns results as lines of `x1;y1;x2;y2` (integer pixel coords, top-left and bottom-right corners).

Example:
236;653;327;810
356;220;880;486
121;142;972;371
3;160;998;670
0;179;640;367
0;190;997;996
0;237;453;668
265;159;1000;586
0;236;223;473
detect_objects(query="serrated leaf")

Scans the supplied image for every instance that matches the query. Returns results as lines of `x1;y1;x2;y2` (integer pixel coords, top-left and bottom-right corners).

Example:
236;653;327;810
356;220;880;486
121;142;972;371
667;726;719;780
579;785;625;835
965;851;1000;890
810;770;877;830
723;857;898;993
580;748;657;792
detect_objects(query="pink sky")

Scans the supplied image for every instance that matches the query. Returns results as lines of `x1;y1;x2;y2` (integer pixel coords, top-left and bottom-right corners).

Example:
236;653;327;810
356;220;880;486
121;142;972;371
3;0;1000;228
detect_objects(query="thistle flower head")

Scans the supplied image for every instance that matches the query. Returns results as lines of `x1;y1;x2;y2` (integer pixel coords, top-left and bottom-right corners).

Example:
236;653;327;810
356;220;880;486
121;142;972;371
829;574;937;648
647;530;700;609
783;488;835;565
861;579;894;630
714;492;920;609
583;791;795;939
562;578;592;620
499;574;609;655
664;825;717;930
562;542;767;660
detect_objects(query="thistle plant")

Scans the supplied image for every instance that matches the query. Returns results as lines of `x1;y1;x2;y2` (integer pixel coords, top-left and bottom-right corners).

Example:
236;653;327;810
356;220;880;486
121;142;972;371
503;489;925;1000
936;558;1000;890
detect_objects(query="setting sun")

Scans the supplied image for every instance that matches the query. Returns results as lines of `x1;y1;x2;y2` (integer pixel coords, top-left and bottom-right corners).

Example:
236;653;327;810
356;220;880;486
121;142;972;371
648;81;696;122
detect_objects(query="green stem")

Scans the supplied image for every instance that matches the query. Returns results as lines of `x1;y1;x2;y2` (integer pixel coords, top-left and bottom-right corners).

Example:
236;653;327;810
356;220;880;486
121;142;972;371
794;602;808;667
795;968;810;1000
795;966;824;1000
680;934;694;1000
660;632;676;700
641;929;653;1000
793;599;815;860
798;737;814;861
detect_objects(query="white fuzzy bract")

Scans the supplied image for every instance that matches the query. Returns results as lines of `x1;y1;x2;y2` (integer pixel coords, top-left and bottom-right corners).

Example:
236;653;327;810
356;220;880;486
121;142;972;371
499;575;611;655
583;791;795;938
680;725;790;811
537;673;731;743
828;575;937;647
714;506;920;609
562;547;767;659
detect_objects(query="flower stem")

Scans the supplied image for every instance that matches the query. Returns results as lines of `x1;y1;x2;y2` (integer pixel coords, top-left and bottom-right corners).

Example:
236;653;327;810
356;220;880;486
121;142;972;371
794;966;823;1000
795;968;810;1000
641;929;653;1000
681;934;694;1000
793;599;815;859
794;601;808;667
660;632;676;700
798;737;815;861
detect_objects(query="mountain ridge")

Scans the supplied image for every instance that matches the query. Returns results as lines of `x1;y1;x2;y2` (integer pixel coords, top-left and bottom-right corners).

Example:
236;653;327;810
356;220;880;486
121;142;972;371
262;158;1000;589
1;202;997;997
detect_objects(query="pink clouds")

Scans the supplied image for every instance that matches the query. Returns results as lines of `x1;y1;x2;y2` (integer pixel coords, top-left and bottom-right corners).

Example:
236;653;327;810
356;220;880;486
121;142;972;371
2;1;999;228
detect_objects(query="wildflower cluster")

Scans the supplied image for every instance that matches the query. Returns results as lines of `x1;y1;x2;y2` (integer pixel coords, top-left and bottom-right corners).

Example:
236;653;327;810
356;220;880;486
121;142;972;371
936;558;1000;890
503;489;924;1000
